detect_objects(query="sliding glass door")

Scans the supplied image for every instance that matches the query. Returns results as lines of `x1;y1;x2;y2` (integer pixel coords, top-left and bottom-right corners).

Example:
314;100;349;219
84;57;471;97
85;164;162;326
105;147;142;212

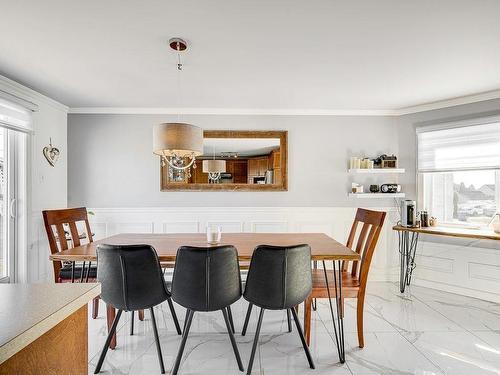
0;127;26;283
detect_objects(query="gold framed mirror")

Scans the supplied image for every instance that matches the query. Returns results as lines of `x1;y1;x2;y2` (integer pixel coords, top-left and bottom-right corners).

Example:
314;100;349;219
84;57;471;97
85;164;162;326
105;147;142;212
160;130;287;191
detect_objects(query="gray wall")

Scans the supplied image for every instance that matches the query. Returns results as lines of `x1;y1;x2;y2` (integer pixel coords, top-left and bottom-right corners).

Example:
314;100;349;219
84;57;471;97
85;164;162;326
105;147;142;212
68;114;400;207
68;99;500;208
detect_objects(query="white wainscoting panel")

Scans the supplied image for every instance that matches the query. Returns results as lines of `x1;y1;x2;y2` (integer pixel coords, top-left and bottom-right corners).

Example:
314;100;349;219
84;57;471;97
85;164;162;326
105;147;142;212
251;221;288;233
413;238;500;302
162;221;200;234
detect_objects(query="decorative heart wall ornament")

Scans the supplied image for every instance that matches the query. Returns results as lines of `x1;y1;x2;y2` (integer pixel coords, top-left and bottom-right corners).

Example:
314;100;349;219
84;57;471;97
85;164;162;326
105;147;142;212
43;138;60;167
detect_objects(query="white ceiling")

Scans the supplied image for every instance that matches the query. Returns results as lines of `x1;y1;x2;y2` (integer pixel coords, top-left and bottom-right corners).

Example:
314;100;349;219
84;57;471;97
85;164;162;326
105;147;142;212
1;0;500;111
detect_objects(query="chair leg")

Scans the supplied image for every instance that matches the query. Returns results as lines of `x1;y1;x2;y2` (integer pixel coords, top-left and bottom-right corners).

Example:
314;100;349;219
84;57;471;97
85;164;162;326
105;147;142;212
106;304;117;349
94;309;123;374
304;296;312;346
241;303;253;336
357;294;365;348
92;297;99;319
167;297;182;335
227;305;235;334
173;309;195;375
130;311;134;335
222;308;245;372
150;307;166;374
286;309;292;332
183;309;189;333
290;308;315;369
138;309;145;321
247;308;265;375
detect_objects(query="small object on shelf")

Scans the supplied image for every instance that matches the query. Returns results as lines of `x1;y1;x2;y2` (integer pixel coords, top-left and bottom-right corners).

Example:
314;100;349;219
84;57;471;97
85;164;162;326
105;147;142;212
401;200;417;228
369;185;380;193
349;157;362;169
381;154;398;168
420;211;429;227
380;183;401;193
351;183;364;193
374;154;398;168
429;217;438;227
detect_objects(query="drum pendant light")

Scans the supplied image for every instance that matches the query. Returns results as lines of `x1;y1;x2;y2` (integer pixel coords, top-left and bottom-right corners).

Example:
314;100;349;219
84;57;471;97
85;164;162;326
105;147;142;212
153;38;203;178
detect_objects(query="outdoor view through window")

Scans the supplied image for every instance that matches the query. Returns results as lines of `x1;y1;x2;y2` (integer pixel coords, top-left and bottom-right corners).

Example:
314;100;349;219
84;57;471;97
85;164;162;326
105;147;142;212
422;170;498;226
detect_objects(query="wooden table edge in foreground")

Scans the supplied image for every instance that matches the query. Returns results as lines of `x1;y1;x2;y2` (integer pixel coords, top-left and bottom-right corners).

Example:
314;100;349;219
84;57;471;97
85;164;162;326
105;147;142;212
393;225;500;293
49;232;359;364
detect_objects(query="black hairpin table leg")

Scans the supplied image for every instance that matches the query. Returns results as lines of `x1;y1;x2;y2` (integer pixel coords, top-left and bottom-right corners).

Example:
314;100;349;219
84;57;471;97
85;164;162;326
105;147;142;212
398;231;419;293
322;260;345;363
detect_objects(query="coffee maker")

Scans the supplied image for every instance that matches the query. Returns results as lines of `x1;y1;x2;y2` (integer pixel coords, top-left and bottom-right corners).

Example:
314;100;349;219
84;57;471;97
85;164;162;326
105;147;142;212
400;200;417;227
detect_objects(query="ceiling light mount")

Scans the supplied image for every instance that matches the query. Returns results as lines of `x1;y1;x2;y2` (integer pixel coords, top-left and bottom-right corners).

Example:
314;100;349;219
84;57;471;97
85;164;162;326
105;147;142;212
169;37;187;71
169;38;187;52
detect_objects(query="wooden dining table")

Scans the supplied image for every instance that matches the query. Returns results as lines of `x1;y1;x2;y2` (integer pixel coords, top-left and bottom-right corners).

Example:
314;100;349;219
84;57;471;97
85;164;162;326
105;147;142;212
50;232;359;363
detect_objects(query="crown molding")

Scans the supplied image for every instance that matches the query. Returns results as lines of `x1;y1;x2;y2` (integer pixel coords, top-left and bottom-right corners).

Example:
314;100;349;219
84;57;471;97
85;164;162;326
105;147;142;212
0;75;68;112
395;89;500;115
64;89;500;117
68;107;399;116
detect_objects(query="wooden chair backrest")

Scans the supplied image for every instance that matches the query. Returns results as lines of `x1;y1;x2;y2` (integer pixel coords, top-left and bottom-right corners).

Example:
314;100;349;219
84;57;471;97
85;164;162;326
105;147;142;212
342;208;386;288
42;207;93;282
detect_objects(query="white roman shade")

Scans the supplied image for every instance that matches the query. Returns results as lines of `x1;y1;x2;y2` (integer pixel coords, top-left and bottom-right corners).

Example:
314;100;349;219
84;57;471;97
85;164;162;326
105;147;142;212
0;97;33;132
417;119;500;173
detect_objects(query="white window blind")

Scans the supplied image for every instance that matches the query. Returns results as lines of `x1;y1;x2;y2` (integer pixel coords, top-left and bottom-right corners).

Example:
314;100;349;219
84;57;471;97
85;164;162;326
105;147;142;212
0;97;33;132
417;120;500;173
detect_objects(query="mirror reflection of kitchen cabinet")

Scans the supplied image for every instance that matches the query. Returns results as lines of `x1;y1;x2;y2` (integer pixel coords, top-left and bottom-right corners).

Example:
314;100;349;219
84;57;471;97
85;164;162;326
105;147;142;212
248;157;269;177
270;149;281;184
232;160;248;183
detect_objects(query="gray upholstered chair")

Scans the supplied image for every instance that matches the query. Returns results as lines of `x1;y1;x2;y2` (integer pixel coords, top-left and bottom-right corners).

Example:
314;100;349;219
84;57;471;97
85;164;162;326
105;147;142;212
171;245;244;374
94;244;181;374
242;244;315;374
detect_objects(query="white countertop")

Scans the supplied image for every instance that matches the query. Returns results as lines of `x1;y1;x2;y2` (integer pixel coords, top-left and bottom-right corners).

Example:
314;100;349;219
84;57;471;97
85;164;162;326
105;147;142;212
0;283;101;364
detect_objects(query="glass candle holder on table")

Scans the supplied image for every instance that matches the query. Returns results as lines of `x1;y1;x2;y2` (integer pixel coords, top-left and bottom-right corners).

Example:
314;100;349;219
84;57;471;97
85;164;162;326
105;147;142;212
206;225;222;245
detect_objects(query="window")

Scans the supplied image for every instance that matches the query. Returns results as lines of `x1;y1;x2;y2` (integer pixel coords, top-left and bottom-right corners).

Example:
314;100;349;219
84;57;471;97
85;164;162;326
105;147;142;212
417;118;500;228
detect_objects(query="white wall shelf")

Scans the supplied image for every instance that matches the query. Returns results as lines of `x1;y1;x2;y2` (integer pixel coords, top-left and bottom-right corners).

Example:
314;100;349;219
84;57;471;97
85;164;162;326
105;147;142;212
348;168;405;174
348;193;405;199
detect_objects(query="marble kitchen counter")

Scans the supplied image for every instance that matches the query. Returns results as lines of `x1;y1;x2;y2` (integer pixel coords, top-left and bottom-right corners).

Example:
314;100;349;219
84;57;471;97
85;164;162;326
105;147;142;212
0;282;100;365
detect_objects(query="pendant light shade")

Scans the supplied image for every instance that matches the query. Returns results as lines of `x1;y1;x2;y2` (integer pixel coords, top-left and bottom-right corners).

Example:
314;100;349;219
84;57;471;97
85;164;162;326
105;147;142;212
202;159;226;173
153;122;203;157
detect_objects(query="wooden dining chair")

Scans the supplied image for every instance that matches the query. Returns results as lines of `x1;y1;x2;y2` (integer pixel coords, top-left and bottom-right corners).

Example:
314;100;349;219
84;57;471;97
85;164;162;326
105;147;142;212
303;208;386;348
43;207;101;318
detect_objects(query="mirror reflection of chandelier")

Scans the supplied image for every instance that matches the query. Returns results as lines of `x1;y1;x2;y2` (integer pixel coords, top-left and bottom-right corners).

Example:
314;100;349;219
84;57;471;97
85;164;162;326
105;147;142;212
203;146;226;182
152;38;203;179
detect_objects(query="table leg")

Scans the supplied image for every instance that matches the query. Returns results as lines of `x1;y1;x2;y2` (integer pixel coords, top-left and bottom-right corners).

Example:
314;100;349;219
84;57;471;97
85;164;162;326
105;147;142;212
322;260;345;363
106;304;117;349
399;231;419;293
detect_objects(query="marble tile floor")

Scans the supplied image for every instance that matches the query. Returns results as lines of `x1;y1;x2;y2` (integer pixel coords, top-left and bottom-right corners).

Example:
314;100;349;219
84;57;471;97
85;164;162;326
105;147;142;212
88;282;500;374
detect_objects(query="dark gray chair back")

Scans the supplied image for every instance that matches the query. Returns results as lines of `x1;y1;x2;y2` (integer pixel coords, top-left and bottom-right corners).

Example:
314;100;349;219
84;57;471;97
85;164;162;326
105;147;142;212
96;244;170;311
244;244;312;309
171;245;242;311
